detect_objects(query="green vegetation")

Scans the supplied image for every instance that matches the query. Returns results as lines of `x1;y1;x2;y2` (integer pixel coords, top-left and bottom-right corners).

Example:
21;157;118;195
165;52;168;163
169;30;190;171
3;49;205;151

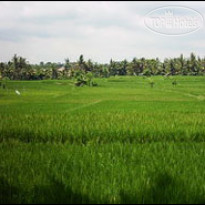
0;53;205;81
0;76;205;204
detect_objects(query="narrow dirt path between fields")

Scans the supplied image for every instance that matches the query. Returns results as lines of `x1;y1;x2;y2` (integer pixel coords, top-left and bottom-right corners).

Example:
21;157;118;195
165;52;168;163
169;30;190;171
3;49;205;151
160;88;205;101
67;100;102;112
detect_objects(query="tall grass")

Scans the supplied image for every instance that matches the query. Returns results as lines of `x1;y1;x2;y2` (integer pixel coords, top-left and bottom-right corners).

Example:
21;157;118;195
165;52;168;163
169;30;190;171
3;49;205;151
0;111;205;144
0;76;205;204
0;142;205;204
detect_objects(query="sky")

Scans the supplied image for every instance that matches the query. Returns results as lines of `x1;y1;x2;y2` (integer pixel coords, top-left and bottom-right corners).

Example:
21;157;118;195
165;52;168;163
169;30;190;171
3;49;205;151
0;1;204;64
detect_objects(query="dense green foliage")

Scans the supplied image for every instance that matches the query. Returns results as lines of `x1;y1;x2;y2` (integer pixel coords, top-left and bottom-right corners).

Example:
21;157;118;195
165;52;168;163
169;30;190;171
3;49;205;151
0;76;205;204
0;53;205;81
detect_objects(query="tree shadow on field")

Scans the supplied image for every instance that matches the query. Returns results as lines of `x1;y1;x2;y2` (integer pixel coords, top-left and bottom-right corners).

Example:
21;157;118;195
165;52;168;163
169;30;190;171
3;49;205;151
32;176;97;204
1;173;205;204
0;175;98;204
0;177;20;204
119;172;205;204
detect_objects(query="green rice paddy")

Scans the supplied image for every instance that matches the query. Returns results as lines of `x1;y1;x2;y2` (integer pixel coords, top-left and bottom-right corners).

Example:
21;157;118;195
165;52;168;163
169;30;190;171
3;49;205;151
0;76;205;204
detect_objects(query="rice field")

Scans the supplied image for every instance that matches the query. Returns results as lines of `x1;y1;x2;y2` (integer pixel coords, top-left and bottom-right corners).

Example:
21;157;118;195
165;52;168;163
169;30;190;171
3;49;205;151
0;76;205;204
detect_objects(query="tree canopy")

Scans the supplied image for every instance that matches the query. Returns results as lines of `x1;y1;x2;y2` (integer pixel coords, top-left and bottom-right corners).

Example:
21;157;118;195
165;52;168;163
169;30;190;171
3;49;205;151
0;53;204;80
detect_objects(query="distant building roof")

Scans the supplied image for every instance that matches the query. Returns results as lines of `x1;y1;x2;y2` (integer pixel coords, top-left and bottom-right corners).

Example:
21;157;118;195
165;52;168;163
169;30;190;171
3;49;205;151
58;66;66;72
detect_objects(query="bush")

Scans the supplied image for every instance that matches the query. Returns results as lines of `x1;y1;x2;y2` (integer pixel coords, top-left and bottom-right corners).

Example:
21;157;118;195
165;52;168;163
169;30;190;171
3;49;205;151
92;82;98;87
172;79;177;86
2;77;10;81
143;69;152;77
75;79;87;87
74;71;98;87
148;78;155;88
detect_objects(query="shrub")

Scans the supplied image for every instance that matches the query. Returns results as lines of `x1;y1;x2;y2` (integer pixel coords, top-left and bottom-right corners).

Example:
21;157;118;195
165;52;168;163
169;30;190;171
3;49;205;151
148;78;155;88
143;69;152;77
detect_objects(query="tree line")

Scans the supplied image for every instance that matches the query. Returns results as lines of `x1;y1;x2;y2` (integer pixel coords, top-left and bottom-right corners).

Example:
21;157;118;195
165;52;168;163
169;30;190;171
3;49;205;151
0;53;205;80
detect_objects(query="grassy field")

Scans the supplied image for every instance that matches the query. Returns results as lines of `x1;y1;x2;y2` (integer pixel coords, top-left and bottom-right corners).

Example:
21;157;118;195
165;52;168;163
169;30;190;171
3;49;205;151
0;76;205;204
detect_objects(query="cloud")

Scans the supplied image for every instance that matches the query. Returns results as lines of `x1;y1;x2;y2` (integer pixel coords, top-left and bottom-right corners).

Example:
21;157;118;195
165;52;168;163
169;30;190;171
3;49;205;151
0;1;204;63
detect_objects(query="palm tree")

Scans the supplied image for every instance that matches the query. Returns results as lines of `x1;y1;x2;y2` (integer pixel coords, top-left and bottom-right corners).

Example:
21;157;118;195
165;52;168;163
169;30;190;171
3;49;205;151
78;54;86;71
12;54;19;79
65;58;70;70
131;57;139;75
161;63;166;75
169;59;176;75
0;63;5;78
189;53;199;75
140;57;146;74
149;59;158;75
200;57;205;74
178;54;187;75
44;69;52;79
120;59;127;75
10;55;29;80
51;64;58;79
6;62;15;80
86;59;93;72
102;66;110;78
109;59;118;76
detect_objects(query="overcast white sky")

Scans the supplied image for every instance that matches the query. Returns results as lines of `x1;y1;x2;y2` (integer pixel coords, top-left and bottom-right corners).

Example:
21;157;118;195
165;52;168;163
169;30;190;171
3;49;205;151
0;1;204;64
